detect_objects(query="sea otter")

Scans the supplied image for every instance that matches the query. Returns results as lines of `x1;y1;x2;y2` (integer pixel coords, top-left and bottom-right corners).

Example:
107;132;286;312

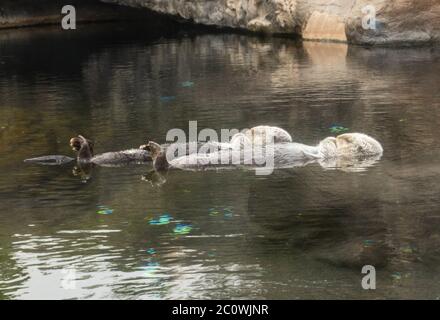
24;135;151;166
69;135;151;165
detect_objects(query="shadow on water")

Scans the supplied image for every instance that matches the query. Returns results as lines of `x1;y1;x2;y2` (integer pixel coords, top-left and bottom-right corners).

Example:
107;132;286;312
0;22;440;299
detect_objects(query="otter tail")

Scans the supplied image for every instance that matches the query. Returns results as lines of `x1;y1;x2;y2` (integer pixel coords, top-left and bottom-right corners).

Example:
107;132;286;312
24;155;75;165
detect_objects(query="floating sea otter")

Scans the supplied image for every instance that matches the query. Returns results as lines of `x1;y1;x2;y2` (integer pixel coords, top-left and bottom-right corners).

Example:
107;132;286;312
24;135;151;166
69;135;151;165
140;132;383;172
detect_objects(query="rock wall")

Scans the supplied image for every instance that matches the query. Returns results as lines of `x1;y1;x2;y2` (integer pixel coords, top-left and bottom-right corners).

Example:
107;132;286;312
1;0;438;44
101;0;301;33
101;0;440;44
345;0;440;44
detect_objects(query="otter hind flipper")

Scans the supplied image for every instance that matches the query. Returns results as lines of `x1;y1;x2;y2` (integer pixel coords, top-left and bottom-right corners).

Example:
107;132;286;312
24;155;75;165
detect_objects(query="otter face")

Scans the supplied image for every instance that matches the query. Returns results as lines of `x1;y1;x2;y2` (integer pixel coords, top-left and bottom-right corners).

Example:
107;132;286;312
140;141;169;171
69;135;94;159
139;141;162;159
139;144;150;152
70;137;82;151
70;135;93;150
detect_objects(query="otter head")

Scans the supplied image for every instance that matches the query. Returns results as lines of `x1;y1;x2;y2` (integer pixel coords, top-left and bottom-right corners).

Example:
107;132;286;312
139;141;162;160
140;141;169;171
70;137;82;152
69;135;94;161
318;133;383;169
336;133;383;157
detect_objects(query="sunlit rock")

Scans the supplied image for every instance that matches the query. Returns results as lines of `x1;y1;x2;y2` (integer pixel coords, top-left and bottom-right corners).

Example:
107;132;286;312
102;0;440;45
302;11;347;42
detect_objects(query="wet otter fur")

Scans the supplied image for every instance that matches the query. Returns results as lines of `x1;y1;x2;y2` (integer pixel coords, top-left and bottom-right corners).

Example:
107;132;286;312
70;135;151;166
140;141;169;171
69;135;94;161
140;132;383;172
318;133;383;159
25;135;151;166
242;125;292;145
214;126;293;150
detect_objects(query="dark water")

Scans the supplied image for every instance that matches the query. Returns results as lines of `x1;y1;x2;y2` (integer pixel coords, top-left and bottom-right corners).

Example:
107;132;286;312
1;22;440;299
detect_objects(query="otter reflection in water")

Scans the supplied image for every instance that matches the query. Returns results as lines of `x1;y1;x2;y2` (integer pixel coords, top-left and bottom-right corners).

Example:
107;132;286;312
140;132;383;184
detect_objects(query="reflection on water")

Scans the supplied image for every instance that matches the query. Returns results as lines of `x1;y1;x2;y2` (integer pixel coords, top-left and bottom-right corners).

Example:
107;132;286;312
0;22;440;299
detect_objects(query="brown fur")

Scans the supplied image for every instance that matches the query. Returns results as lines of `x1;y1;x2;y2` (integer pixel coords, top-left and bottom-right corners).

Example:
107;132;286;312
140;141;169;171
69;135;94;161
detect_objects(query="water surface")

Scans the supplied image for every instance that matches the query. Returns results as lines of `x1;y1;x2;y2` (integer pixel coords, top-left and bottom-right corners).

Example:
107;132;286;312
1;23;440;299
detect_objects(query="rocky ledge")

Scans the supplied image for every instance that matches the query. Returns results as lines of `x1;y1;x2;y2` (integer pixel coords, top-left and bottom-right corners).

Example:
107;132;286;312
101;0;440;45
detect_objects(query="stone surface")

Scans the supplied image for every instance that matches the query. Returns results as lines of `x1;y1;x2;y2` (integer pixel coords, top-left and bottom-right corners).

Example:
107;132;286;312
345;0;440;45
302;11;347;42
102;0;440;44
101;0;300;33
